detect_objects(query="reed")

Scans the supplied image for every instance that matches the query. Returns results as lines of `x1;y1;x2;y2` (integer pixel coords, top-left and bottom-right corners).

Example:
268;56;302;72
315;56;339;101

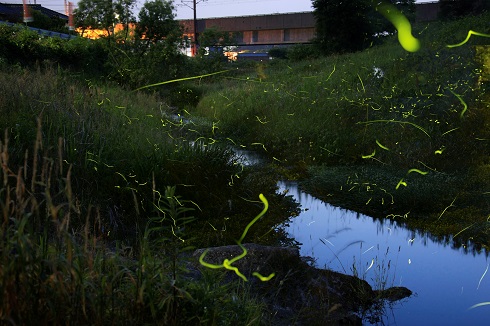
0;127;264;325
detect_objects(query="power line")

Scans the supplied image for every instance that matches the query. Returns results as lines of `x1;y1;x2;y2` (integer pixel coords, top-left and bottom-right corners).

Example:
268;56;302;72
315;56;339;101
197;0;286;6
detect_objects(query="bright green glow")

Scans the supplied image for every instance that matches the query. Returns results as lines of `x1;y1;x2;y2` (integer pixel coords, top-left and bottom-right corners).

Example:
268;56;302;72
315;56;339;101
362;149;376;159
449;89;468;118
447;30;490;48
357;120;430;138
253;272;276;281
396;179;407;189
199;194;274;282
238;193;269;243
435;146;445;155
134;70;229;91
377;2;421;52
408;168;428;175
223;259;248;281
376;140;390;151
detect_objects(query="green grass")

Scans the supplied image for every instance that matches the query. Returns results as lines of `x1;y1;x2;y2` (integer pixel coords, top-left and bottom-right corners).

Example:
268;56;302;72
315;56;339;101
189;12;490;248
0;122;271;324
1;10;490;324
0;64;302;324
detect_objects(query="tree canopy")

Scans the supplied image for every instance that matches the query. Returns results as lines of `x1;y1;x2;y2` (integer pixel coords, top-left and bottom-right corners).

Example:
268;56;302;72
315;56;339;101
74;0;136;38
439;0;490;20
135;0;180;45
312;0;416;54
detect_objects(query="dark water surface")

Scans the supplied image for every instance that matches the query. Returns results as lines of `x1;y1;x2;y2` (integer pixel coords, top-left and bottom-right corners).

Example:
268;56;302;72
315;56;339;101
278;180;490;325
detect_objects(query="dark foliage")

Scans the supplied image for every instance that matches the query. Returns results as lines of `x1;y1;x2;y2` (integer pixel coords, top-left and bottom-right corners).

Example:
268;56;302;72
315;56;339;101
439;0;490;20
312;0;416;55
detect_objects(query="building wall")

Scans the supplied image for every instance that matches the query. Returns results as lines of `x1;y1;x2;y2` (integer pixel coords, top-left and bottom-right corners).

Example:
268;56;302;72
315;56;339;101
415;2;441;22
179;12;316;46
179;5;441;47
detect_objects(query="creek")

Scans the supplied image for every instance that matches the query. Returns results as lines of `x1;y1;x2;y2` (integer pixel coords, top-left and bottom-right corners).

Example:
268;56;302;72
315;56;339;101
277;180;490;325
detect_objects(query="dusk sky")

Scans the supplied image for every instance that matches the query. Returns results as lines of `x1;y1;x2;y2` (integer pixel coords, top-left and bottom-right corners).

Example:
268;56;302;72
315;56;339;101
5;0;435;19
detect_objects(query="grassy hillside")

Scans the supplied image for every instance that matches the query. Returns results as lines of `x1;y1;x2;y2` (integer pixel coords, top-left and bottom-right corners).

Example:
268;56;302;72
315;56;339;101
0;66;298;324
191;12;490;248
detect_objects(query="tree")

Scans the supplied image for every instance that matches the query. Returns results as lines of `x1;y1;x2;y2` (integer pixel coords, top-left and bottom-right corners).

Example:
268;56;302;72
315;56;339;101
74;0;115;38
312;0;416;54
313;0;372;54
29;10;69;33
439;0;490;20
135;0;180;47
109;0;185;87
74;0;136;39
197;27;237;58
114;0;136;41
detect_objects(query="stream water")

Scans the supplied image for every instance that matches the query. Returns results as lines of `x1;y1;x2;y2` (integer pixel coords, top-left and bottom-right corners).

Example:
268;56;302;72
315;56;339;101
278;180;490;325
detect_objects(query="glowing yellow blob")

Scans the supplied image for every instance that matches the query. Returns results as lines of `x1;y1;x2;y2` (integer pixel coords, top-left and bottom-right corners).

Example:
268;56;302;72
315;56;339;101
377;3;421;52
199;194;273;282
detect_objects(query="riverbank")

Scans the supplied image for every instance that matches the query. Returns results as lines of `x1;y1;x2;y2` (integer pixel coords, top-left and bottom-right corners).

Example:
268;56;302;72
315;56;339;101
190;243;412;325
280;180;490;325
2;64;405;325
301;164;490;251
189;12;490;250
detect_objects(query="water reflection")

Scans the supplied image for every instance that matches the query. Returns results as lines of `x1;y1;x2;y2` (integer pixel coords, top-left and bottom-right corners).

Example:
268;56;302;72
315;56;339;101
278;180;490;326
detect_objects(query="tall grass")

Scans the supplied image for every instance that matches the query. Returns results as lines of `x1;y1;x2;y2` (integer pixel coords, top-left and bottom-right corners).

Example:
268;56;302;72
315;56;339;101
0;66;296;247
0;122;265;325
0;63;306;323
194;12;490;171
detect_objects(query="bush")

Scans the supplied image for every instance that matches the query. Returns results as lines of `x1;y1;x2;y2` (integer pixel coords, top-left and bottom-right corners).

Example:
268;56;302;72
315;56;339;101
286;44;320;61
268;47;288;59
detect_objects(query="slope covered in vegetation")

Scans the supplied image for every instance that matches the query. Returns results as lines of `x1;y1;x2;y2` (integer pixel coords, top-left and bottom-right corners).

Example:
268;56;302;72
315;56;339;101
191;12;490;249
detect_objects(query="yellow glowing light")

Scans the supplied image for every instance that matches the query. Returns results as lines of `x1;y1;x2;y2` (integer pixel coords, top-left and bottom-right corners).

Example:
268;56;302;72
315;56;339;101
377;2;421;52
449;89;468;118
362;149;376;159
376;140;390;151
447;30;490;48
252;272;275;281
199;194;274;282
407;168;428;175
396;179;407;189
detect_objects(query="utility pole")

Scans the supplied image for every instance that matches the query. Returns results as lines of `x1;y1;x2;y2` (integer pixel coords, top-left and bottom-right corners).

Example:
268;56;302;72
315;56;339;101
180;0;207;56
193;0;197;56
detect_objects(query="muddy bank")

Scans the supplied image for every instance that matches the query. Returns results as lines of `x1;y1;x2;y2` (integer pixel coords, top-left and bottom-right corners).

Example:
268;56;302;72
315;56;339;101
191;243;412;325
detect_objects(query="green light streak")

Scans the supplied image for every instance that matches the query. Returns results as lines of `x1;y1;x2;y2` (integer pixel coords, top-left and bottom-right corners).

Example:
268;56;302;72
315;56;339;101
477;263;489;290
133;70;229;91
199;194;274;282
253;272;276;281
449;89;468;118
376;140;390;151
238;194;269;243
396;179;407;189
407;169;428;175
435;147;445;155
362;149;376;159
377;2;421;52
447;30;490;48
357;120;430;138
453;223;476;239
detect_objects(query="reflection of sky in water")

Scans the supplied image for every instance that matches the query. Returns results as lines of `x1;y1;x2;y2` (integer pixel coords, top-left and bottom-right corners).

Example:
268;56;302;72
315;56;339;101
278;180;490;325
